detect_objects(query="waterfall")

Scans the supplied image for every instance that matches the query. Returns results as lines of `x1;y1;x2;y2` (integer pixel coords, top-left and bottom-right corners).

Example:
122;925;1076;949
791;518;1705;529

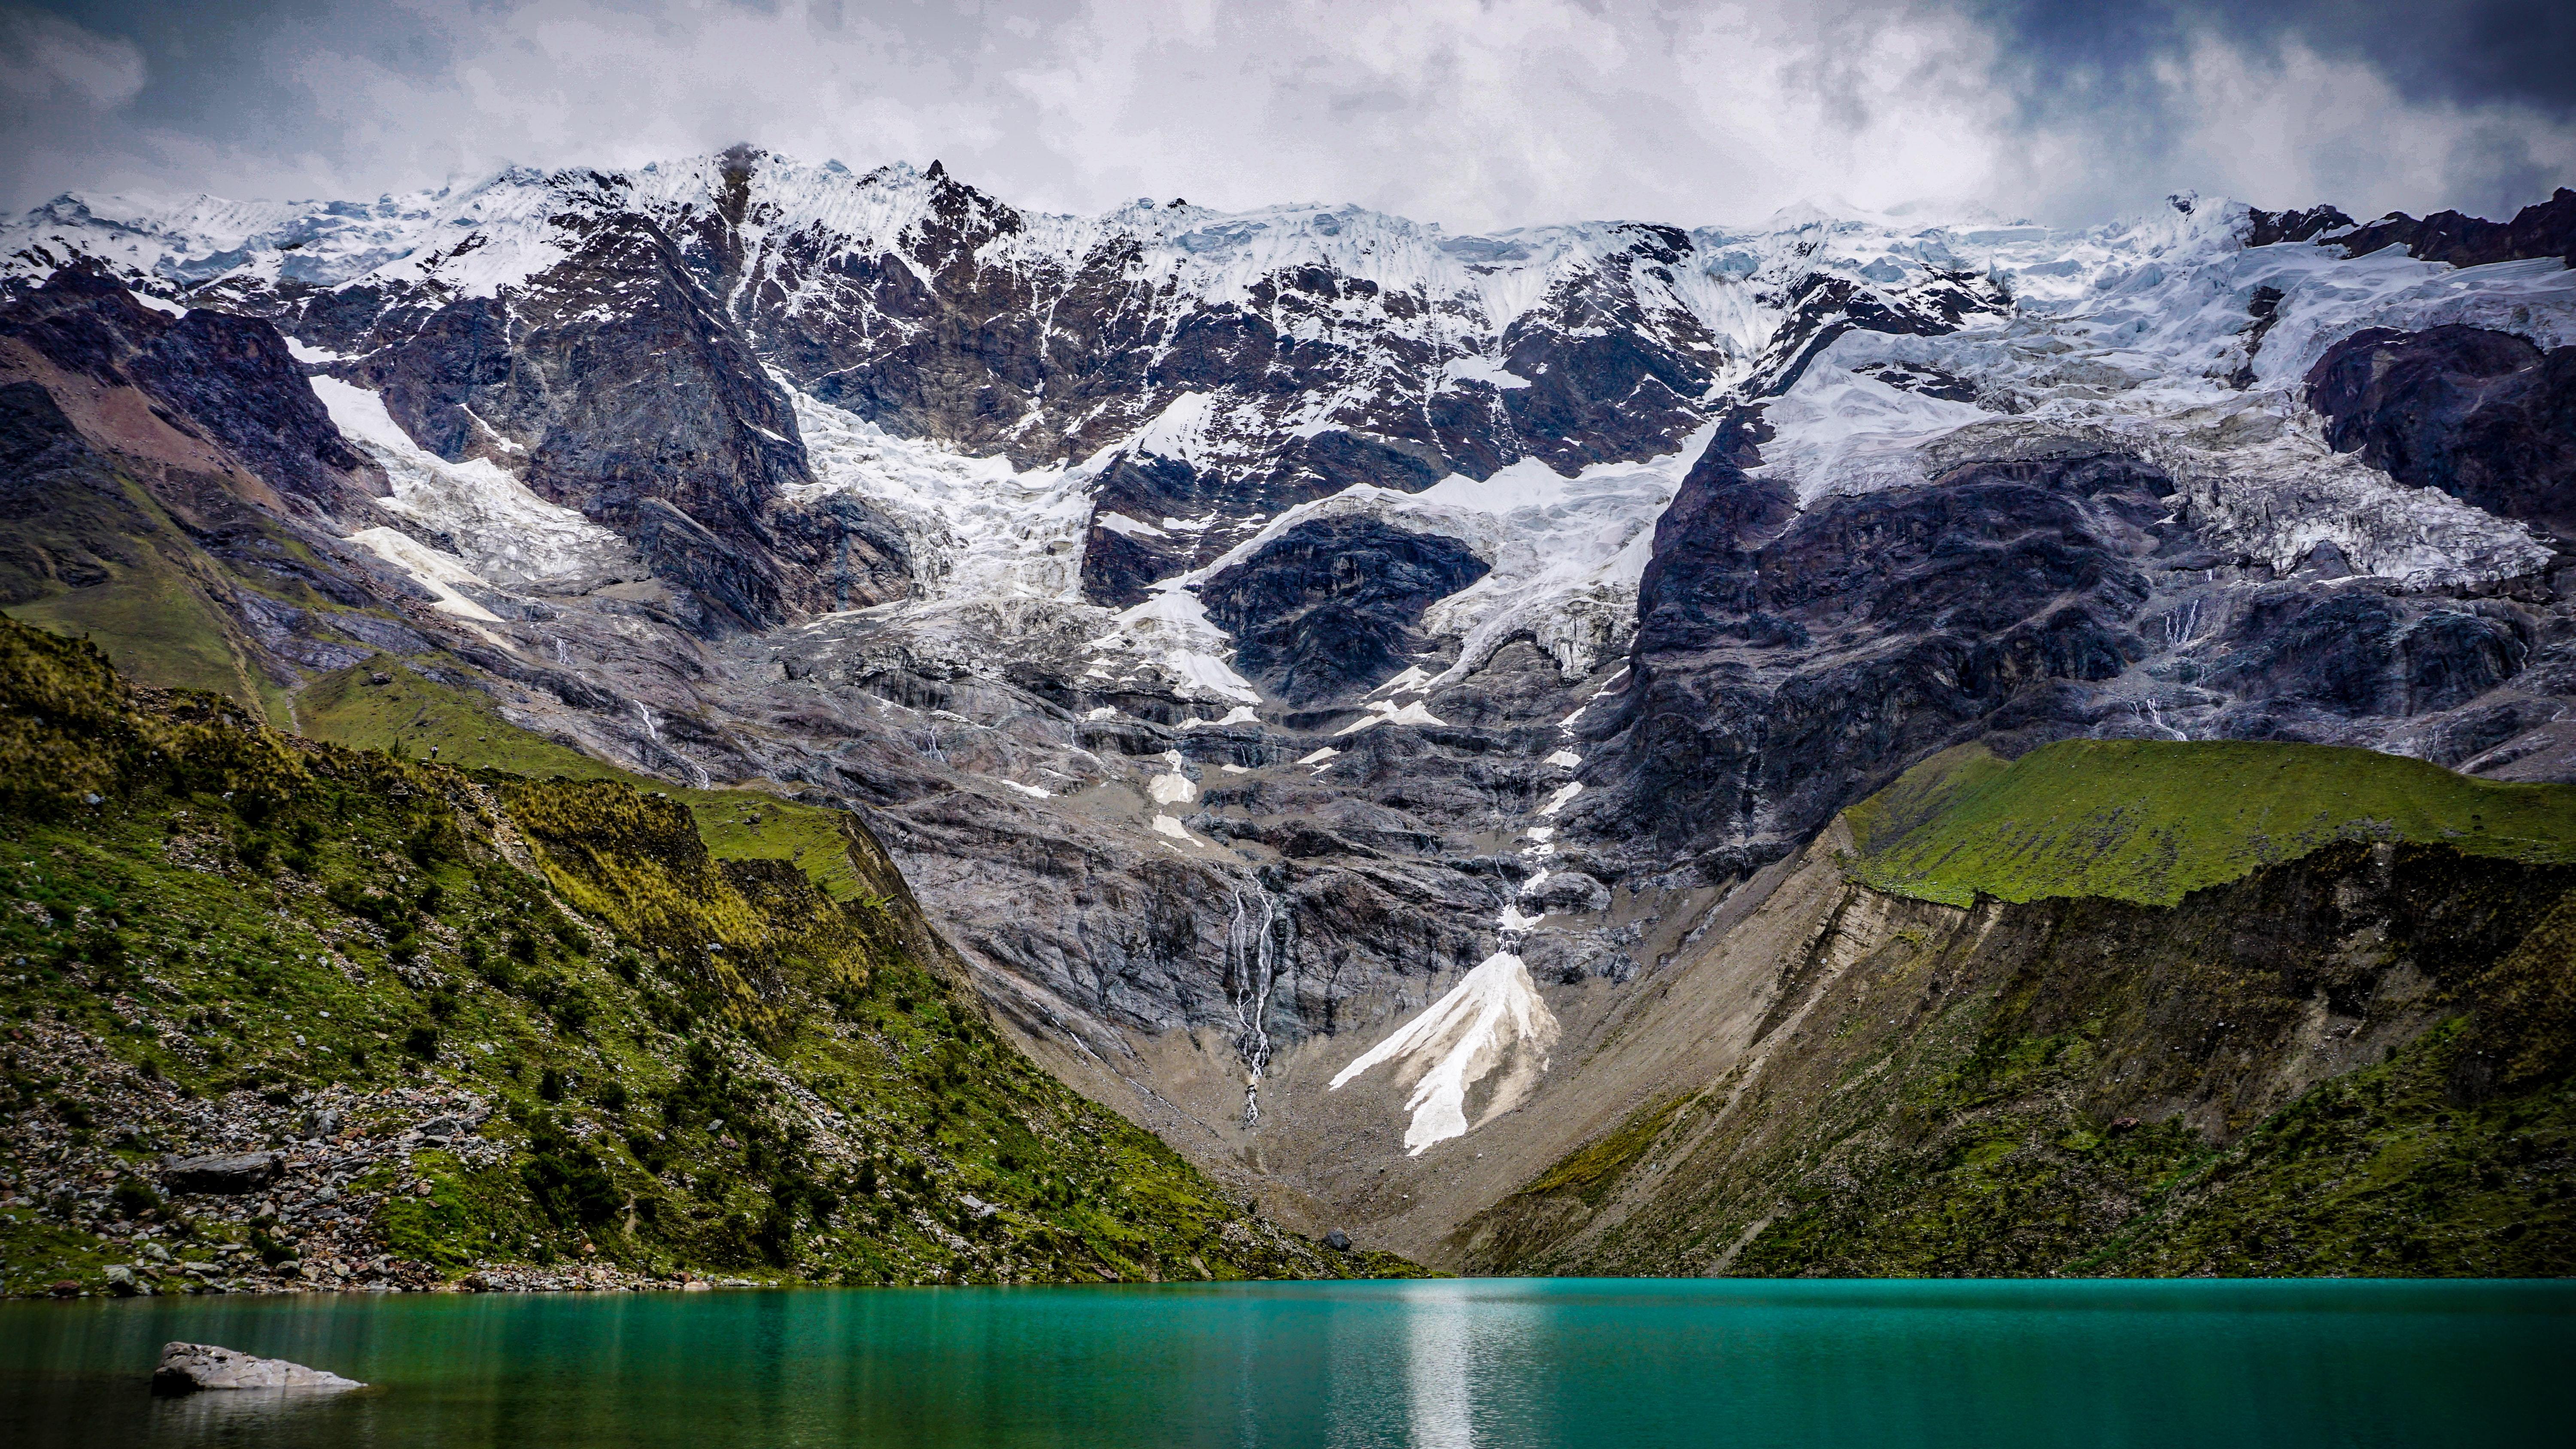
633;702;707;786
1227;878;1291;1128
2164;597;2204;649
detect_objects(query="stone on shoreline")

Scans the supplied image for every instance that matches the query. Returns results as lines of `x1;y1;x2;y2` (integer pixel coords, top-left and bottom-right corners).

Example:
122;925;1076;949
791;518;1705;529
153;1342;364;1394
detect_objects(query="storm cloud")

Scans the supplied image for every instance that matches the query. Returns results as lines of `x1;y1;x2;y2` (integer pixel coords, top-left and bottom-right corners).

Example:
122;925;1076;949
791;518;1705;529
3;0;2570;229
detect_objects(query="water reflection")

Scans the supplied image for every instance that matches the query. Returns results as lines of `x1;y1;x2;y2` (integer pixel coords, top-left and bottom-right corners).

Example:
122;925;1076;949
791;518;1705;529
1405;1290;1477;1449
0;1280;2569;1449
147;1386;355;1436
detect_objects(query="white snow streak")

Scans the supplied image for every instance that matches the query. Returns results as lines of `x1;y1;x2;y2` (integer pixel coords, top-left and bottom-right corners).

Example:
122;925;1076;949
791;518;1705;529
1329;951;1561;1155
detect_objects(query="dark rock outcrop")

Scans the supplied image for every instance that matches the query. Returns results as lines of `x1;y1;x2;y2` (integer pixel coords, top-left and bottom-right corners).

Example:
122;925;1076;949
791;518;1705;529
2227;284;2286;388
2244;204;2357;248
2334;187;2576;269
2201;588;2533;726
325;211;909;631
0;265;383;514
2307;325;2576;542
1586;414;2167;870
1201;517;1491;703
159;1151;284;1194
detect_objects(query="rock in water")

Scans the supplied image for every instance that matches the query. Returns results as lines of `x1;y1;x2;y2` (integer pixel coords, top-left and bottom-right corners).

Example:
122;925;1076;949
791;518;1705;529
152;1343;364;1395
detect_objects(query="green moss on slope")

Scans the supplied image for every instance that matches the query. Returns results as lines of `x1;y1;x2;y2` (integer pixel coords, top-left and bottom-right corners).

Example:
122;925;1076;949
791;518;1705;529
0;617;1412;1292
297;658;868;901
1469;838;2576;1281
1516;1095;1691;1203
1847;738;2576;907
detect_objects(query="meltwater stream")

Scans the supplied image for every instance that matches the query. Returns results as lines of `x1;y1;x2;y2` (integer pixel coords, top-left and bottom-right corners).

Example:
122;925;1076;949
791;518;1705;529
3;1278;2569;1448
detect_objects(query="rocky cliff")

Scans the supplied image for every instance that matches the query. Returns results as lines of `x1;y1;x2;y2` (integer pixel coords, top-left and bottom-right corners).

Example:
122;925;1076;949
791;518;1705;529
1447;737;2576;1276
5;161;2573;1270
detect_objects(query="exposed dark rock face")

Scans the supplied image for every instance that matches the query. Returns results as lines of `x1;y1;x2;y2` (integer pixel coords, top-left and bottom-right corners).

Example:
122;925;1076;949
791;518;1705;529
2227;285;2286;388
1854;360;1981;402
320;209;908;632
0;266;383;515
2333;187;2576;268
2306;325;2576;543
1080;434;1468;605
1201;517;1491;703
1744;269;2013;399
2243;204;2357;247
2200;588;2533;728
1586;418;2169;870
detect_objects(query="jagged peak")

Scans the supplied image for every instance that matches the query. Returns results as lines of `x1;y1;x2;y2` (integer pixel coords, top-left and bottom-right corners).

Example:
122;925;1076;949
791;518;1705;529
6;153;2509;349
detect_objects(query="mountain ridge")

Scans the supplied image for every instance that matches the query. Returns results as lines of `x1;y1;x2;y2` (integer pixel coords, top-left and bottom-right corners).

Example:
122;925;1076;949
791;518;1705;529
4;154;2573;1271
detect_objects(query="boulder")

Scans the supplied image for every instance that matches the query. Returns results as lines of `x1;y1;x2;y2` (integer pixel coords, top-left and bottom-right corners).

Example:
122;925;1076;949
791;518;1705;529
159;1151;284;1194
153;1342;364;1395
1323;1229;1352;1252
1520;870;1612;915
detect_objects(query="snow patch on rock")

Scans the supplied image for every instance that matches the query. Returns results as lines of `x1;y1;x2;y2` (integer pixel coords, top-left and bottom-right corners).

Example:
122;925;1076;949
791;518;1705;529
1329;951;1560;1155
313;377;631;589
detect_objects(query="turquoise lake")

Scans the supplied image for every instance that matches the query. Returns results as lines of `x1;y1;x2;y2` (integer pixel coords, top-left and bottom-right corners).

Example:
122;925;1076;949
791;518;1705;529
3;1278;2569;1447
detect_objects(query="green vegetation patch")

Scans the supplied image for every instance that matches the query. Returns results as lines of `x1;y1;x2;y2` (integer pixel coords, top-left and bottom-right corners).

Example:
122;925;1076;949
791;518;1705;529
1846;738;2576;907
1516;1094;1691;1204
6;556;252;714
298;658;867;900
0;616;1403;1292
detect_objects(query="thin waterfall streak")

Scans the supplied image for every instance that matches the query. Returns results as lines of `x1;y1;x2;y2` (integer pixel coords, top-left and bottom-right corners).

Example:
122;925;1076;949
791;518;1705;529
1229;879;1287;1127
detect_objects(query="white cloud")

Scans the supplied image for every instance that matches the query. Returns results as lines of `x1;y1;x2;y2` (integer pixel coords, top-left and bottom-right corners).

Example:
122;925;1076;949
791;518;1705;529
2147;32;2576;221
3;0;2569;231
0;9;146;111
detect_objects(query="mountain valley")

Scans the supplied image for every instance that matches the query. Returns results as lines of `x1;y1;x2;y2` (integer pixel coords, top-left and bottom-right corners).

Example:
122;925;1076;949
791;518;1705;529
4;155;2575;1282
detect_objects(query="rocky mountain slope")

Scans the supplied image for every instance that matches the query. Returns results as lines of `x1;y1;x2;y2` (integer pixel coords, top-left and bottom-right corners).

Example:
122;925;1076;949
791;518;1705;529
0;618;1413;1296
4;157;2574;1271
1452;742;2576;1277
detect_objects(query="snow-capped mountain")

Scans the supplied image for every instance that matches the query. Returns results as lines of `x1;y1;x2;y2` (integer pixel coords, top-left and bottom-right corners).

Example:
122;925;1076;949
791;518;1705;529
3;146;2008;618
5;155;2571;1250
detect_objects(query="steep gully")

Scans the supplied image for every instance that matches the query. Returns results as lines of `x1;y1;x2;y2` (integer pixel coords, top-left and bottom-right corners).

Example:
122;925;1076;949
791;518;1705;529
4;164;2574;1264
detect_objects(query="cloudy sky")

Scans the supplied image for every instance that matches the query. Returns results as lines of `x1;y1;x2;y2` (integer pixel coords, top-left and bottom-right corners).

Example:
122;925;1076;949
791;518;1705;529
3;0;2571;232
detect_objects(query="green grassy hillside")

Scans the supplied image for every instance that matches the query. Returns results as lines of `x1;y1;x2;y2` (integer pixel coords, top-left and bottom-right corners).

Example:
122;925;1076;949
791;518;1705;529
1845;738;2576;907
296;659;870;901
0;461;299;729
1467;842;2576;1279
0;618;1417;1296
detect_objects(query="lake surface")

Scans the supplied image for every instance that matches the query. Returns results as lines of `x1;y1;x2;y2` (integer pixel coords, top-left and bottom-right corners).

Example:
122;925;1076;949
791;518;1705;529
3;1278;2569;1447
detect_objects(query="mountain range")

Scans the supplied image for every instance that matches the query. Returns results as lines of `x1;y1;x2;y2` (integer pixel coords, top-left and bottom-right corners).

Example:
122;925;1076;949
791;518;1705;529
5;149;2574;1276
